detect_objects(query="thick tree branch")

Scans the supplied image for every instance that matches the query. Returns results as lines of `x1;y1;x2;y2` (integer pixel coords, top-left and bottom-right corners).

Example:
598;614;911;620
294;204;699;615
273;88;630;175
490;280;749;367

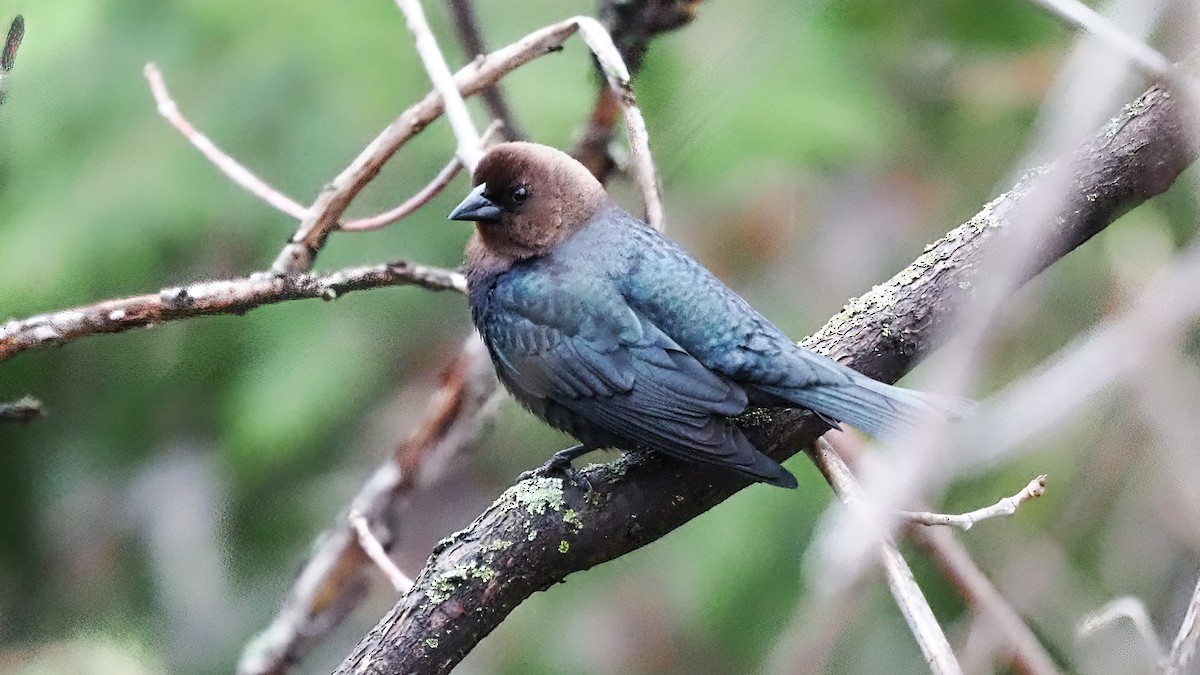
0;261;464;364
334;82;1194;674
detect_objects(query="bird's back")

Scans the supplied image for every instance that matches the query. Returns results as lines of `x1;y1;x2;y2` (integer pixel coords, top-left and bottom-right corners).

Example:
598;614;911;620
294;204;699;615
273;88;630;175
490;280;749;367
561;202;847;392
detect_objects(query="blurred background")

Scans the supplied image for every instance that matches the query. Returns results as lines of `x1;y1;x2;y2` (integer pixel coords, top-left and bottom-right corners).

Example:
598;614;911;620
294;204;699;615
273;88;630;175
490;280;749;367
1;0;1198;673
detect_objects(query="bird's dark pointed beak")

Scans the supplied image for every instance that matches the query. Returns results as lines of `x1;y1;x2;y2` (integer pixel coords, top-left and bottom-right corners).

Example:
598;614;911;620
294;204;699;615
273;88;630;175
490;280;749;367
449;183;502;223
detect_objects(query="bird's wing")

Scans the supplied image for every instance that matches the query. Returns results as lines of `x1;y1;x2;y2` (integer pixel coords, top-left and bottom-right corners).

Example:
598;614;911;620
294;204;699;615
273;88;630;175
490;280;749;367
589;210;845;390
484;290;776;473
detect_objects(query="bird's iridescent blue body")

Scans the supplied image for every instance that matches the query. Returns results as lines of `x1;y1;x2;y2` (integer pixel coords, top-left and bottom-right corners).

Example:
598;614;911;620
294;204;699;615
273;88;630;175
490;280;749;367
450;142;968;487
465;198;952;488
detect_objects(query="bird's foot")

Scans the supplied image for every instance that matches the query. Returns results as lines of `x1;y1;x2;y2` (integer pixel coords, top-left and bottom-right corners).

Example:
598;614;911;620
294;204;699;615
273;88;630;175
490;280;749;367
518;445;594;496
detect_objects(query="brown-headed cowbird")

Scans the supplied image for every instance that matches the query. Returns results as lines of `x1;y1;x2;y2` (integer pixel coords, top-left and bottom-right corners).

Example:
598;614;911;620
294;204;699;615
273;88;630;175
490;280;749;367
449;142;968;488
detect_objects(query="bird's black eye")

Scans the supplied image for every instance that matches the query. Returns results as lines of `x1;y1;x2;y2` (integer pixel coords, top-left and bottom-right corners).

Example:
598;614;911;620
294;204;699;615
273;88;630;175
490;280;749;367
509;185;529;206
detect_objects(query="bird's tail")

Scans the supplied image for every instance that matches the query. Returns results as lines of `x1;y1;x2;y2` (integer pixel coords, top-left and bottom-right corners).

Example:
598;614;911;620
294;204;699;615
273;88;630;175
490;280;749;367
760;374;974;440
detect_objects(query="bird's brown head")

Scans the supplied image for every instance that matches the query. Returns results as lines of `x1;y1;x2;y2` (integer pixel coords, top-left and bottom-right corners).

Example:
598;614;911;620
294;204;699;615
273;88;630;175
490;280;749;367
449;142;607;263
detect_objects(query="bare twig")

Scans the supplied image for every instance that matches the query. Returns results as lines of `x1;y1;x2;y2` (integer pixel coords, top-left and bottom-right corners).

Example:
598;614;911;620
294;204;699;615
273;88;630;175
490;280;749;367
1077;596;1165;660
1164;574;1200;674
0;396;44;422
239;336;498;675
446;0;525;140
148;61;500;234
900;475;1047;530
0;260;464;364
270;18;579;275
802;0;1173;627
911;527;1062;675
572;0;699;182
394;0;483;168
1132;362;1200;674
807;438;963;675
1025;0;1172;79
574;17;663;230
340;121;503;232
147;15;653;279
957;239;1200;474
1;14;22;73
340;157;463;232
0;14;24;106
144;64;309;220
812;435;1058;674
350;510;414;594
395;5;661;226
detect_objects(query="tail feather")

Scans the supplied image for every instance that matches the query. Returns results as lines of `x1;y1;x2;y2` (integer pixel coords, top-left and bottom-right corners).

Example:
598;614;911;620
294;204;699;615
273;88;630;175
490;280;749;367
760;374;974;440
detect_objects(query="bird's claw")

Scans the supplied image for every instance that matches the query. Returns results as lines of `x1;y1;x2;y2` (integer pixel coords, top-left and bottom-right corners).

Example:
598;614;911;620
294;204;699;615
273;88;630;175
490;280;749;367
518;456;593;497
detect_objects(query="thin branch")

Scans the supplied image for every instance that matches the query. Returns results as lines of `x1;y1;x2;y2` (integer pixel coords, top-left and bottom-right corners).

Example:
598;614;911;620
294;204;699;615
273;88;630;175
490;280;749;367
900;475;1047;530
1;14;22;73
1164;574;1200;674
823;434;1059;674
333;79;1194;675
340;120;503;232
270;18;580;275
954;238;1200;474
0;260;464;364
144;64;310;221
1077;596;1165;660
394;5;658;221
571;86;623;181
571;0;699;183
0;396;44;422
151;15;656;276
394;0;482;168
147;63;496;234
807;438;963;675
1025;0;1172;79
340;157;463;232
446;0;525;140
910;526;1062;675
1131;363;1200;674
0;14;24;106
574;17;663;230
350;510;414;594
239;336;498;675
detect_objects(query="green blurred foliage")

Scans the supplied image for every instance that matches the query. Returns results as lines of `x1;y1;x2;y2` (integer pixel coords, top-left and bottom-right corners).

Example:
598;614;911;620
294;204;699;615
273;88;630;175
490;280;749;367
0;0;1195;673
